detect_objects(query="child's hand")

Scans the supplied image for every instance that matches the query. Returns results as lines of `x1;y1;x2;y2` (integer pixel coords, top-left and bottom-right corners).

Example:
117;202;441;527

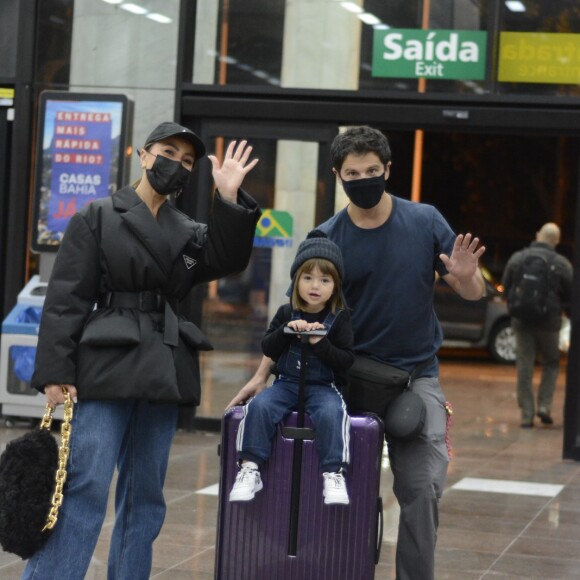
286;321;326;343
287;320;325;332
287;319;309;332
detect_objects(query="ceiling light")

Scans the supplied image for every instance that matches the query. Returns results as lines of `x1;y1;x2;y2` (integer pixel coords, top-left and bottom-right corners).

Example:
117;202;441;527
120;3;148;15
373;23;390;30
146;13;172;24
340;2;364;15
505;0;526;12
358;12;381;25
101;0;123;4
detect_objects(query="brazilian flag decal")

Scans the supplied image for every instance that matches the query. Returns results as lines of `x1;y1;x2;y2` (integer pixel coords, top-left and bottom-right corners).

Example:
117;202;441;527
254;209;293;247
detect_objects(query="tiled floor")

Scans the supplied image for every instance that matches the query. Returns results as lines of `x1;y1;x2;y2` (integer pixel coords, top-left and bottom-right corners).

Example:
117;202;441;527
1;356;580;579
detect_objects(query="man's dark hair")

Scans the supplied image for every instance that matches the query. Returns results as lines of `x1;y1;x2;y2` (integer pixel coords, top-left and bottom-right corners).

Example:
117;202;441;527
330;126;391;171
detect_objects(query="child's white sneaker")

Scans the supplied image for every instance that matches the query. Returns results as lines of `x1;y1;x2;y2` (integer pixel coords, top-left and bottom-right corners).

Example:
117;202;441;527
323;471;349;505
229;465;263;502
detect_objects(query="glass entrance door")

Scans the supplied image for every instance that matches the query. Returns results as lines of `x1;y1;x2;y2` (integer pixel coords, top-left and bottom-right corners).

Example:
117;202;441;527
184;122;337;422
180;115;579;426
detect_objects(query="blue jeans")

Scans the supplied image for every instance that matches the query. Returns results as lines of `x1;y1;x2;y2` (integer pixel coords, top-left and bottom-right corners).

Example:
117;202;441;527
237;380;350;472
22;399;178;580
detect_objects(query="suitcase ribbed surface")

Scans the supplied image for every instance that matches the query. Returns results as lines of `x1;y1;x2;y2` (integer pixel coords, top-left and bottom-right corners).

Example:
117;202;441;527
215;408;384;580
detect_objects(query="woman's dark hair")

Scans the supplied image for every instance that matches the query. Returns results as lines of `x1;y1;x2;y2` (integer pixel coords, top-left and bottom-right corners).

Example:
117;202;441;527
331;126;391;171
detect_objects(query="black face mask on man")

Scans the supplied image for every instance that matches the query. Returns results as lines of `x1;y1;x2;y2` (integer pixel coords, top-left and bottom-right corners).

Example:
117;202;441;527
146;154;192;196
341;174;386;209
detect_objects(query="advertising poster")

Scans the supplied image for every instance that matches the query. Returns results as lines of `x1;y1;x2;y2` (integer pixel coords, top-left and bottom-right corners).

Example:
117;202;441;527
32;92;130;252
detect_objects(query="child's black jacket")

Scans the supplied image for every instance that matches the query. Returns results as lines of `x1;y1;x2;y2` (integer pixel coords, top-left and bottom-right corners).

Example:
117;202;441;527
261;303;354;391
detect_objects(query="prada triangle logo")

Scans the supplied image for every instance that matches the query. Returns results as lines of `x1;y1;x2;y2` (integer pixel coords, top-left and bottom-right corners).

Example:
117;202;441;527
183;254;197;270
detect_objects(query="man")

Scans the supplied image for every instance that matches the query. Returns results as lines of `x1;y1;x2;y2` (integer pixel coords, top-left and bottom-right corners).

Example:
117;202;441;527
502;223;573;428
228;126;486;580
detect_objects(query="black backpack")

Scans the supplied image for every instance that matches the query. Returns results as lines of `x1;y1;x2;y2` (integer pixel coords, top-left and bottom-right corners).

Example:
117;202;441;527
507;250;558;323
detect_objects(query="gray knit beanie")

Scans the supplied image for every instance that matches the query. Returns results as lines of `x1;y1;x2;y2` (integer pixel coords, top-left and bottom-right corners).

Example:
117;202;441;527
290;230;344;281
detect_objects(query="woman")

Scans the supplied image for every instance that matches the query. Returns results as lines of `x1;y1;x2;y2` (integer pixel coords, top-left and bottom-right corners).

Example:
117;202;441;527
23;122;261;579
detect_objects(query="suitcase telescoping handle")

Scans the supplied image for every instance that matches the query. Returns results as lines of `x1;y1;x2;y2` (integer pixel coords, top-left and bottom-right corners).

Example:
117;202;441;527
281;327;326;440
282;326;327;557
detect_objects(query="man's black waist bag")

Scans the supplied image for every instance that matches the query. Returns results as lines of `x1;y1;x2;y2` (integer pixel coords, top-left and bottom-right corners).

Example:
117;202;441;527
347;355;433;441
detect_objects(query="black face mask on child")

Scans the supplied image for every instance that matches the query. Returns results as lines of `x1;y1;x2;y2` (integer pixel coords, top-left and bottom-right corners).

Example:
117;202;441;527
146;154;192;196
341;175;386;209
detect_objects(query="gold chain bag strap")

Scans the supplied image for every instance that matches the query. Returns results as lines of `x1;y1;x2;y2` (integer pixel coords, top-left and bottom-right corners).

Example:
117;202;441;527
0;388;74;559
41;391;74;531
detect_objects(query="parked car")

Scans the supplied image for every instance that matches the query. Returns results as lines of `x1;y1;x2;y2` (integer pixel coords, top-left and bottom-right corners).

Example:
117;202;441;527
434;267;516;364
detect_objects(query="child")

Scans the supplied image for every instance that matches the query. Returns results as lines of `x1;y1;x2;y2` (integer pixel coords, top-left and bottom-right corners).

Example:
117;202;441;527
229;230;354;505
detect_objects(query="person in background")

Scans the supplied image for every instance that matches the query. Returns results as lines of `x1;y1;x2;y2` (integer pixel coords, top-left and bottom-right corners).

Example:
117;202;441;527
229;126;486;580
23;122;261;580
229;231;354;505
502;222;573;428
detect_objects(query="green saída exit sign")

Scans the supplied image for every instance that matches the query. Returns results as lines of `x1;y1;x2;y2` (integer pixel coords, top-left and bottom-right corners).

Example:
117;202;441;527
372;29;487;81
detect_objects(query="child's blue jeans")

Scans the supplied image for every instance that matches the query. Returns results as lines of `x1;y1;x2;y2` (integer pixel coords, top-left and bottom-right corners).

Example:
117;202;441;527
236;379;350;472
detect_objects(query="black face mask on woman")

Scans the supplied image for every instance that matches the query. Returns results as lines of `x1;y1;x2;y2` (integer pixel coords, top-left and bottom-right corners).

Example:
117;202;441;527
341;174;386;209
146;154;192;196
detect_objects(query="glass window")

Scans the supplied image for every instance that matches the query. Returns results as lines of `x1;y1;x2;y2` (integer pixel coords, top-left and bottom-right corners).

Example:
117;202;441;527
34;0;74;86
192;0;489;94
192;0;579;97
69;0;180;91
498;0;580;96
382;128;578;274
65;0;181;181
194;1;284;86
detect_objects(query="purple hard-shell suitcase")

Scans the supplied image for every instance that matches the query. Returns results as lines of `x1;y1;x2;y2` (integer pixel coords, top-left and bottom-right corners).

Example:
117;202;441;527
214;407;384;580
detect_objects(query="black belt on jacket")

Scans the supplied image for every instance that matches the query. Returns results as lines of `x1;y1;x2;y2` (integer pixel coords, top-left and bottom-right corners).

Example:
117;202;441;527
97;291;179;347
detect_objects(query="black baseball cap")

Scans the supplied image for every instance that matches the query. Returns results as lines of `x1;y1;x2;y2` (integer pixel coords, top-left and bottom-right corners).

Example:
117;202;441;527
143;122;206;159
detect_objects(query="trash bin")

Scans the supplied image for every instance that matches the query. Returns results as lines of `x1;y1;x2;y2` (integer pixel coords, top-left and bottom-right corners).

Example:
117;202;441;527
0;303;60;421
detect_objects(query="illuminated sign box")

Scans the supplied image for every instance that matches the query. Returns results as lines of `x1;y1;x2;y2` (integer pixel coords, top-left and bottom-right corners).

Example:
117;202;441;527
372;29;487;80
31;91;133;253
498;32;580;84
